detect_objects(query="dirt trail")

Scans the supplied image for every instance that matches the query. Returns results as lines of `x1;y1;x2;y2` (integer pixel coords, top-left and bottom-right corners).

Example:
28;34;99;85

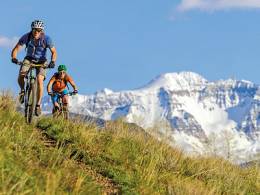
40;131;121;195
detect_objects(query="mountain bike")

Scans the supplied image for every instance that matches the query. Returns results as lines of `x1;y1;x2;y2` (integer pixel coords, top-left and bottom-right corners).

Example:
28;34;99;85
16;60;48;124
49;92;76;120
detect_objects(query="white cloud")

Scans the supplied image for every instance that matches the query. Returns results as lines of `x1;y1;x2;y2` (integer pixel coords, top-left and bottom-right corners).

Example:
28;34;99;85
176;0;260;11
0;36;19;48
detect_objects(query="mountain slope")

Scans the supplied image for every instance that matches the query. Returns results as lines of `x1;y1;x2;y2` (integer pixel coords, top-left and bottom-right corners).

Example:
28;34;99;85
3;89;260;194
41;72;260;159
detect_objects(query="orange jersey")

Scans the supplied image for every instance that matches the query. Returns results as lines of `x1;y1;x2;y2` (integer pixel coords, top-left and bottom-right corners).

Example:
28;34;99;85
49;74;74;92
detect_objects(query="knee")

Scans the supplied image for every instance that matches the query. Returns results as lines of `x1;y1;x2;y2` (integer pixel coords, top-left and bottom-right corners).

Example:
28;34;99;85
53;104;59;111
19;71;27;79
37;78;44;86
63;95;69;103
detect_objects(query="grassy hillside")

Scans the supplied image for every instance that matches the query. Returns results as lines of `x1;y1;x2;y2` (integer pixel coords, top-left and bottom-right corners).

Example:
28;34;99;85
1;89;260;194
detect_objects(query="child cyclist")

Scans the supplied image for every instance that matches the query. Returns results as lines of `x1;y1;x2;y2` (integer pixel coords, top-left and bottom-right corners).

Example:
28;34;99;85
47;65;78;116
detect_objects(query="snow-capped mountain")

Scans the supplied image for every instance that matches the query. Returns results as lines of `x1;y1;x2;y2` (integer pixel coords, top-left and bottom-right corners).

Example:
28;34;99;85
41;72;260;160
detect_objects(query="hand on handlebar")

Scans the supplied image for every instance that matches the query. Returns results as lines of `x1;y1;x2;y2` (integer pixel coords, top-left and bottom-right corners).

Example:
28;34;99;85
73;90;78;94
48;61;55;69
12;58;18;64
48;92;53;96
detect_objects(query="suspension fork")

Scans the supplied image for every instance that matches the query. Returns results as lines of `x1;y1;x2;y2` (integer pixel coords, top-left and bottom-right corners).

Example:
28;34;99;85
59;96;63;108
25;68;32;105
30;67;36;84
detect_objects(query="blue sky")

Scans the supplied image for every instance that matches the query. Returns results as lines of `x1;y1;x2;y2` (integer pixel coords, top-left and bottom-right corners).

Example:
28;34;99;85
1;0;260;95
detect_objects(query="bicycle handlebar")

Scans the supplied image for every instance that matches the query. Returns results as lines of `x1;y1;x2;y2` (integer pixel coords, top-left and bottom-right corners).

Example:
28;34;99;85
16;61;48;68
48;92;76;97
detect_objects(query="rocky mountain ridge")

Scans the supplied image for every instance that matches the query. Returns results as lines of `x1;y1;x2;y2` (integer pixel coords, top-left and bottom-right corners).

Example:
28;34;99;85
41;72;260;157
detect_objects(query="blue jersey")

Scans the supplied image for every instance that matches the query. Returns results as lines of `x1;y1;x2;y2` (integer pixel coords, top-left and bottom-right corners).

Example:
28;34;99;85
18;32;54;61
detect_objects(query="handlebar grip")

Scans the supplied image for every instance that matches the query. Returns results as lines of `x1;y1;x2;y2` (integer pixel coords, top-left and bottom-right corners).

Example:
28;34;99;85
16;61;23;65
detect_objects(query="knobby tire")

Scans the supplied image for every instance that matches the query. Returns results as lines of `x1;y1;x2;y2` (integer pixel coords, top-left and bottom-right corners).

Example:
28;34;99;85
60;103;69;121
25;90;29;120
26;84;36;124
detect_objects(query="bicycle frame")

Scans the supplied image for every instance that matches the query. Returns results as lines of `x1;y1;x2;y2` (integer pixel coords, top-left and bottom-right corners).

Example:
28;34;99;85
57;93;66;108
50;92;75;120
25;65;37;98
51;92;74;106
18;61;45;86
17;60;46;123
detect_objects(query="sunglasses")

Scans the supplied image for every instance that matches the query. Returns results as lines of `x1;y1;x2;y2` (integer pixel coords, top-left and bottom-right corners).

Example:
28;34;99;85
32;29;42;33
59;71;66;74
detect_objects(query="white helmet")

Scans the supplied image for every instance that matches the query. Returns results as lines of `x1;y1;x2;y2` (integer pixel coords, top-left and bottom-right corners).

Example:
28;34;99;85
31;20;44;29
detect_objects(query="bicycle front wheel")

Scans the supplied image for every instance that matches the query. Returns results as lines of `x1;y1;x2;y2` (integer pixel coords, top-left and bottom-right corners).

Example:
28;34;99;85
60;103;69;121
26;83;36;124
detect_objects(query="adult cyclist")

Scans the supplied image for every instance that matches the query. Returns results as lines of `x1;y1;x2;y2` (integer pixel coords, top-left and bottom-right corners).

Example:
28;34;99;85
47;65;78;116
11;20;57;116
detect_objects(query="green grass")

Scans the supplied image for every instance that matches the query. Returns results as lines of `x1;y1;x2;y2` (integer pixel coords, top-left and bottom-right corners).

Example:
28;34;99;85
1;89;260;194
0;90;101;194
36;117;260;194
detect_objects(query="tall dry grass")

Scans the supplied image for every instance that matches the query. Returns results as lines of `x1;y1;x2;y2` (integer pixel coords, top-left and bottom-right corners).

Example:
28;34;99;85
37;114;260;194
0;90;101;194
1;89;260;194
0;88;19;112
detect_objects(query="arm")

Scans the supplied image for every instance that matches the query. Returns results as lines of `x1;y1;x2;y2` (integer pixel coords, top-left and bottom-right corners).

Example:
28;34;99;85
11;44;23;59
49;46;57;61
12;33;28;59
47;78;55;92
67;75;77;91
69;80;77;91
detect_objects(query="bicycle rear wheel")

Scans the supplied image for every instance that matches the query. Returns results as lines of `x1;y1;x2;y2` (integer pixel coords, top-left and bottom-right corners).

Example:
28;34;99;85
25;84;36;124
